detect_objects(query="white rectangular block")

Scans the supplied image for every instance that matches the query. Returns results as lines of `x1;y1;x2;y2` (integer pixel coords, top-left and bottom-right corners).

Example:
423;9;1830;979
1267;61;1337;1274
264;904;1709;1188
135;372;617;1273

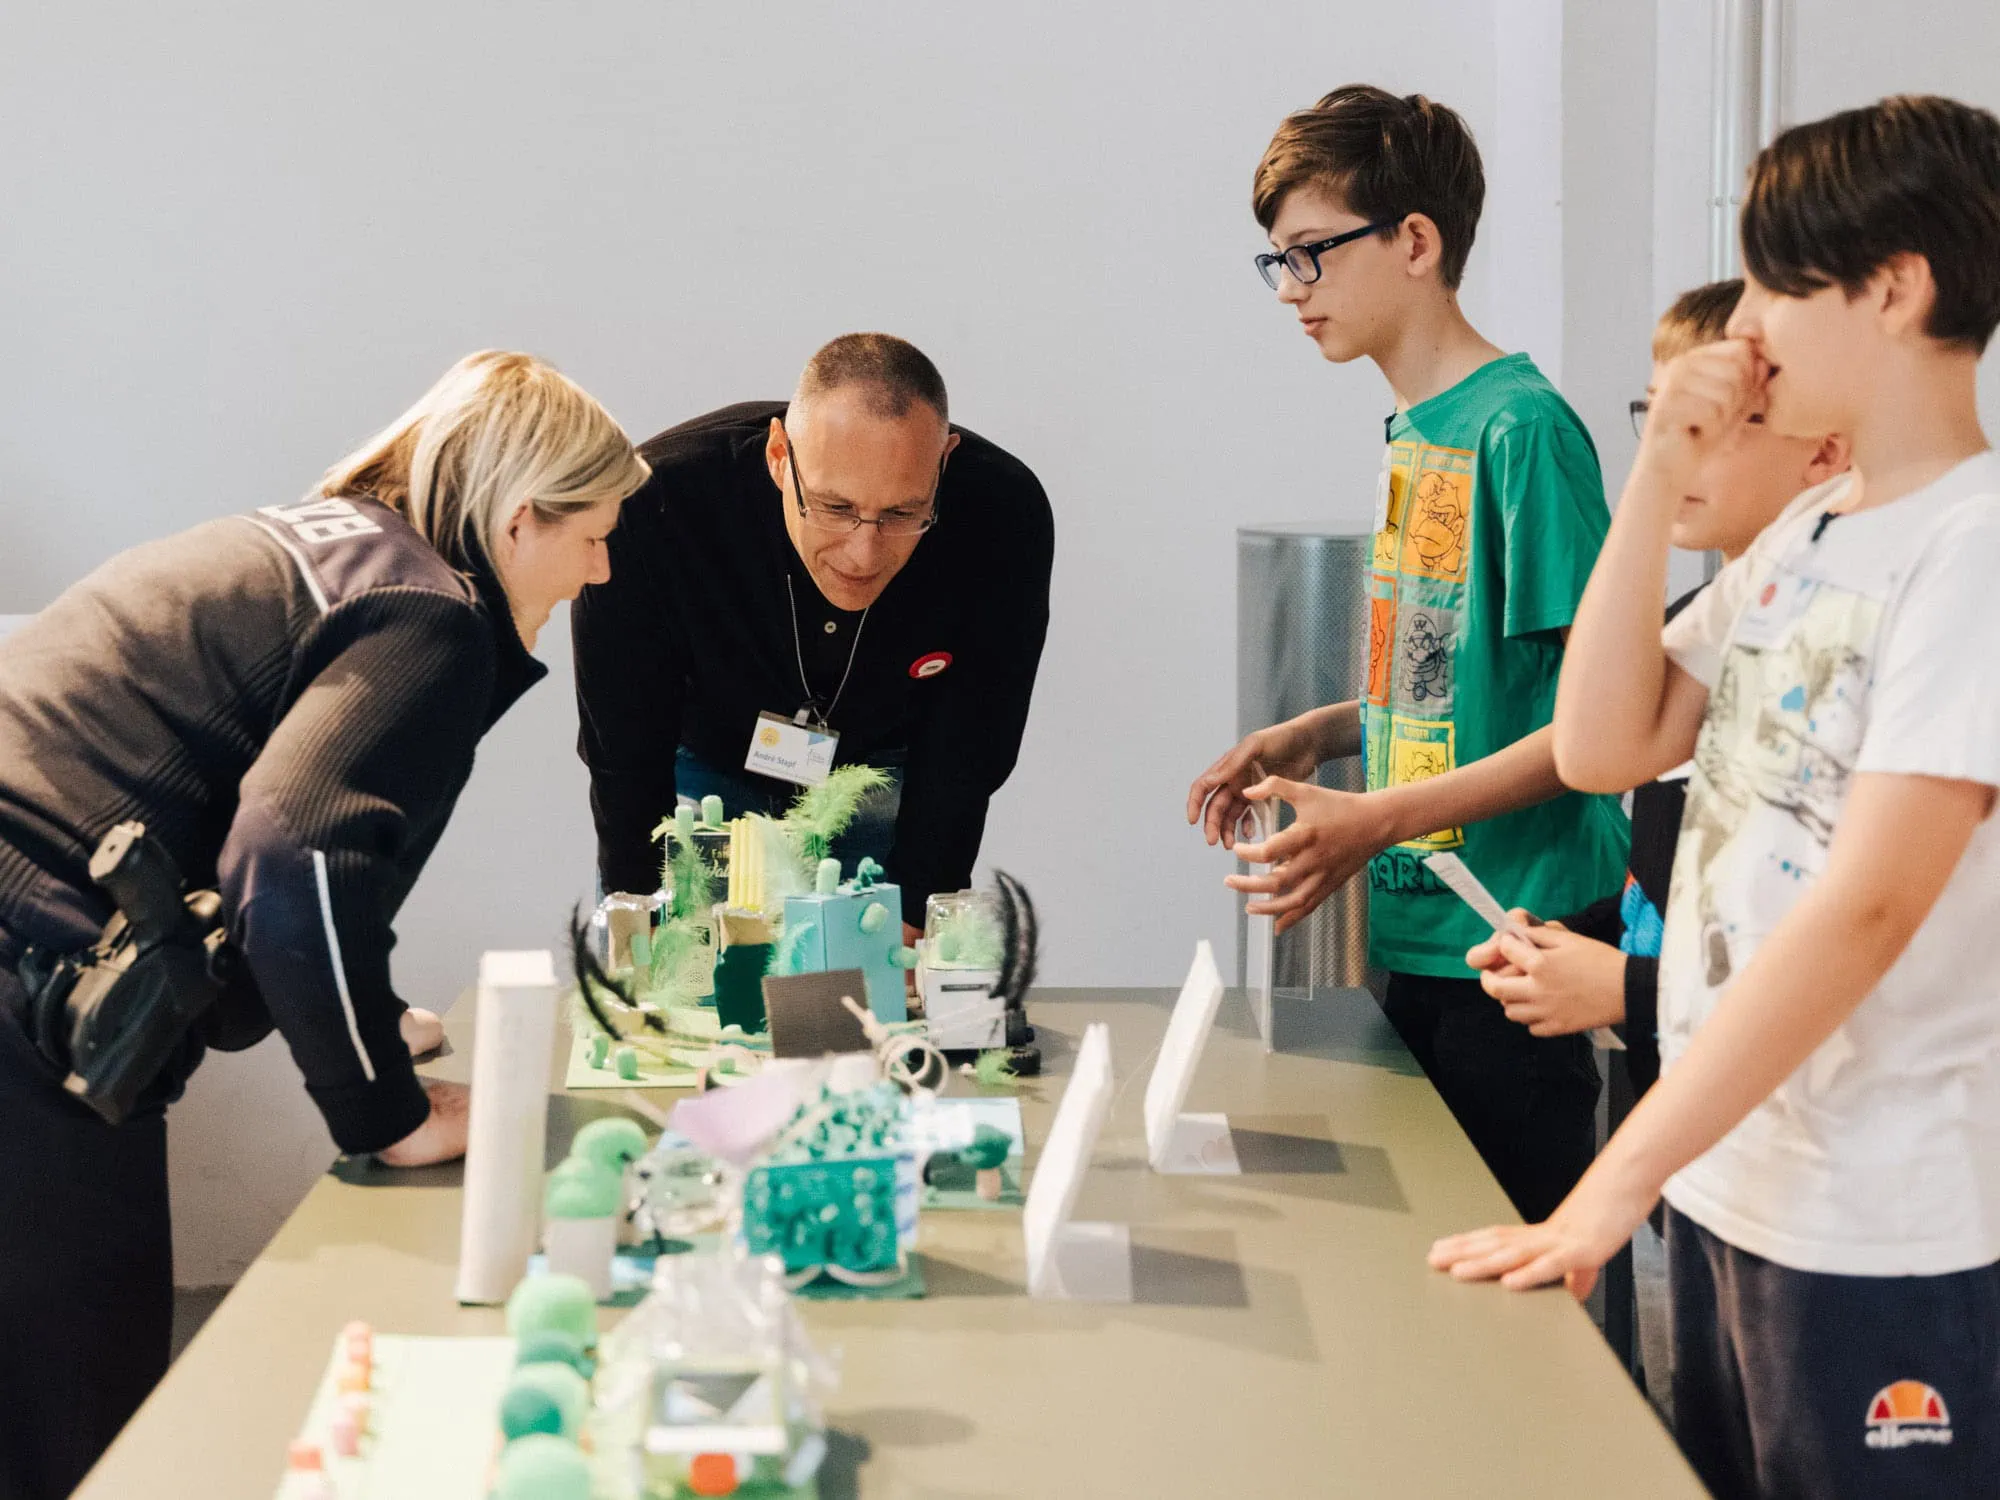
455;949;559;1305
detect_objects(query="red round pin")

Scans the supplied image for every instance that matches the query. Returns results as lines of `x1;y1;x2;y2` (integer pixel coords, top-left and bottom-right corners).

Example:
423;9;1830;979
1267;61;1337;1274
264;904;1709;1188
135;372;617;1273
910;651;953;680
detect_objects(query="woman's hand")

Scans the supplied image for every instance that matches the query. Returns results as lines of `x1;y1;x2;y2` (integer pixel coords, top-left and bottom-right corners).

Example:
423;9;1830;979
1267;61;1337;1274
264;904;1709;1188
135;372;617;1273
1225;780;1397;935
1468;916;1628;1037
400;1006;445;1056
1427;1161;1659;1300
375;1079;471;1168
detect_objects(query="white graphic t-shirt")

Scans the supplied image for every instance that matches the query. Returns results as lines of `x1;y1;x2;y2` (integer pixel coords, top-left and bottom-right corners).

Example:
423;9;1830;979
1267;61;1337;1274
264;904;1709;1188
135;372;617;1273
1660;453;2000;1275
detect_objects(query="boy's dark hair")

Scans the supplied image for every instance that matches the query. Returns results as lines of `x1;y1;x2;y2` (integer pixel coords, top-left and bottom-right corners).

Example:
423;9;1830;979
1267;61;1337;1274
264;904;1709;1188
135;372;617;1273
1252;85;1485;290
1653;280;1744;363
1741;94;2000;353
796;332;949;423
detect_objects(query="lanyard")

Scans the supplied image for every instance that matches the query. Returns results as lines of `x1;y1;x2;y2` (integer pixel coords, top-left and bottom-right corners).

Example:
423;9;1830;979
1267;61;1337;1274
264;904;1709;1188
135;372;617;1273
785;575;869;730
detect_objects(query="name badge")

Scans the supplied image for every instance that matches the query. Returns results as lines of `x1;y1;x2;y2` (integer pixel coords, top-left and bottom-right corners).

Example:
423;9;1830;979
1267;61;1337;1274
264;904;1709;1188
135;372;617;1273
744;710;838;787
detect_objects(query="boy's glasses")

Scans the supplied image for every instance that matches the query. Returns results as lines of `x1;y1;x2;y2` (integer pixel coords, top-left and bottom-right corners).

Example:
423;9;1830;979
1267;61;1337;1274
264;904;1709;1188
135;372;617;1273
1629;398;1767;441
1255;218;1403;290
778;418;942;536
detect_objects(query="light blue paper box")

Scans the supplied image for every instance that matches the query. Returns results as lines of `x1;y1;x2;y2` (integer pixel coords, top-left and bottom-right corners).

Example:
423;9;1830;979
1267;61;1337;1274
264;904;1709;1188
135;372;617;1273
783;878;908;1024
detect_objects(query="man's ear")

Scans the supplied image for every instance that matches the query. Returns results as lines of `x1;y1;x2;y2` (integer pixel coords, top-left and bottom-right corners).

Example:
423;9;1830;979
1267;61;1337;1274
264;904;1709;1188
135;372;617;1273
765;415;792;490
940;430;961;469
1401;213;1444;282
1804;431;1853;487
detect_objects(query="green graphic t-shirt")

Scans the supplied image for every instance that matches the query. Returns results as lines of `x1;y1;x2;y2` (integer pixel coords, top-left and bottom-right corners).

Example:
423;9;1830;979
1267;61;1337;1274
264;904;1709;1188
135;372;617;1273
1363;353;1629;976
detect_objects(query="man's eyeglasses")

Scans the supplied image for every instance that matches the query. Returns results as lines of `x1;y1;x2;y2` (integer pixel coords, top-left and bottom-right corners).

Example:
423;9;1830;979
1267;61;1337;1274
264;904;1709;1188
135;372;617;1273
1255;218;1403;290
779;419;942;537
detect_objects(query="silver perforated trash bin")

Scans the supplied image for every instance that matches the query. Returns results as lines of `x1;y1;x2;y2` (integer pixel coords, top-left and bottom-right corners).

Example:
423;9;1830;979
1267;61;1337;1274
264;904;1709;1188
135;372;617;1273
1236;525;1379;1016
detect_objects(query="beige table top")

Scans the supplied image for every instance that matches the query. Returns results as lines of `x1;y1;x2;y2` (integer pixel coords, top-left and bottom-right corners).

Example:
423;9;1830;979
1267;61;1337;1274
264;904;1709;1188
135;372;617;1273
78;987;1704;1499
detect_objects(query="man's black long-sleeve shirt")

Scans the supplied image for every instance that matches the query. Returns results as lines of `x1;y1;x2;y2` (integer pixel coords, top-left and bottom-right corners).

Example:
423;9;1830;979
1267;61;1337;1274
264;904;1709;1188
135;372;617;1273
573;402;1053;926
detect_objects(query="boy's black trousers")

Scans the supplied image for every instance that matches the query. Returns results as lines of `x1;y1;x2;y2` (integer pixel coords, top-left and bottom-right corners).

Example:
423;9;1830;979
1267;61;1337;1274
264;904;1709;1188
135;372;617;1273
1382;971;1600;1222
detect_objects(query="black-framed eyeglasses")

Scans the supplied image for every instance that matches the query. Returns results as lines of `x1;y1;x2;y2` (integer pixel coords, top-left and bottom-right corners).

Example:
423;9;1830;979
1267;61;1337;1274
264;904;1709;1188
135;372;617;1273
1255;218;1403;290
1630;397;1766;440
778;419;943;537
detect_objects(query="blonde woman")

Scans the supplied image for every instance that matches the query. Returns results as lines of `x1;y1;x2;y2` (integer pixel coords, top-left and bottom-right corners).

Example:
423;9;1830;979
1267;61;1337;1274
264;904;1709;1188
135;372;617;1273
0;350;647;1500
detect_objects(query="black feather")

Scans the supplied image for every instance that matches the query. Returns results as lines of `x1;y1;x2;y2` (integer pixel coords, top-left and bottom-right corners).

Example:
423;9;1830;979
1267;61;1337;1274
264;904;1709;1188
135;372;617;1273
568;904;631;1040
991;870;1039;1013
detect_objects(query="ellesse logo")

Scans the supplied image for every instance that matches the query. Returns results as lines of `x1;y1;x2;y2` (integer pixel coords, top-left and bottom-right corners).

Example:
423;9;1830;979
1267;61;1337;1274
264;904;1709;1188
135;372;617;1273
910;652;952;680
1865;1381;1952;1450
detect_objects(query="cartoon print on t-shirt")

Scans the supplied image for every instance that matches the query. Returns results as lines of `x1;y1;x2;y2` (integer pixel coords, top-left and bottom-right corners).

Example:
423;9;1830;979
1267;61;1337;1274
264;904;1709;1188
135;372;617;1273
1666;574;1881;997
1402;466;1471;583
1401;611;1453;704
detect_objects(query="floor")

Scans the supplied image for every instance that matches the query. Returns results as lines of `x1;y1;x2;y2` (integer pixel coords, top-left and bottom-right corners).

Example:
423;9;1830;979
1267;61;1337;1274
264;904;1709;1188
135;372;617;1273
169;1285;229;1363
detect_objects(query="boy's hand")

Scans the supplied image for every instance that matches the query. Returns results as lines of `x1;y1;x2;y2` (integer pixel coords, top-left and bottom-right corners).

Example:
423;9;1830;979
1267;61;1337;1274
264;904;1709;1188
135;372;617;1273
1428;1162;1658;1300
1465;906;1545;972
1636;337;1771;483
1474;923;1627;1036
1224;779;1395;934
1188;722;1321;850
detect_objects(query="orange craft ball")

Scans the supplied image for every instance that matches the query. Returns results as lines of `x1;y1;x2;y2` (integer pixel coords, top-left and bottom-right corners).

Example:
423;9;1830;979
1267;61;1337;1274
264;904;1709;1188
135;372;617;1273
687;1451;741;1496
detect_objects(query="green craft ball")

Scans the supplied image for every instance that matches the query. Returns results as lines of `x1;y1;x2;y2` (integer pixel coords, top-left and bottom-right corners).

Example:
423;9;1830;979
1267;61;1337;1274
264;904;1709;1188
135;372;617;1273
545;1160;620;1220
503;1363;590;1440
506;1274;598;1349
614;1045;641;1080
586;1034;610;1069
961;1122;1013;1170
859;902;889;935
493;1433;591;1500
514;1330;591;1376
499;1382;565;1442
573;1117;649;1174
700;795;726;826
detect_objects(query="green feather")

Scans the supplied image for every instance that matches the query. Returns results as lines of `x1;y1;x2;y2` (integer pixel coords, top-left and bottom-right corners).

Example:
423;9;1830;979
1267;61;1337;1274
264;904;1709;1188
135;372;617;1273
783;764;892;863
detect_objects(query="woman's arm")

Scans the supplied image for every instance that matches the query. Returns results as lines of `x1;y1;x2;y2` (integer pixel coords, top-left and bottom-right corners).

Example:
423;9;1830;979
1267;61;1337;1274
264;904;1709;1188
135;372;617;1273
217;593;495;1157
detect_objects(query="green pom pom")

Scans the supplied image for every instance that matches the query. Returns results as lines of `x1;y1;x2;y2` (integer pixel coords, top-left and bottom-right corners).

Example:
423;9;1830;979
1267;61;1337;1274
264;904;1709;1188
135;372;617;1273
960;1122;1013;1170
514;1330;591;1376
502;1363;590;1441
675;805;697;844
859;901;889;935
499;1382;565;1442
815;858;842;895
614;1045;640;1080
700;795;725;826
891;945;919;970
586;1033;610;1069
506;1274;597;1350
493;1433;591;1500
573;1117;648;1174
545;1158;620;1219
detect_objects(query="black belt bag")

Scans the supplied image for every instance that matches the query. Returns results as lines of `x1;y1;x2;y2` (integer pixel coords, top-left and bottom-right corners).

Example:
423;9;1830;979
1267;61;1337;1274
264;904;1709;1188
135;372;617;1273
17;822;265;1125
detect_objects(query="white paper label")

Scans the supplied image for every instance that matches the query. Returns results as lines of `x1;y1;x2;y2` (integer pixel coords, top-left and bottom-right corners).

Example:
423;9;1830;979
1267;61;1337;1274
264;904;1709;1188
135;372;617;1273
744;711;838;787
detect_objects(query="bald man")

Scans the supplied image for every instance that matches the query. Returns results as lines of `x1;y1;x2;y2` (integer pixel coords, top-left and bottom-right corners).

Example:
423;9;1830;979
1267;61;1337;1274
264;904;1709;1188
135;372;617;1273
573;334;1054;941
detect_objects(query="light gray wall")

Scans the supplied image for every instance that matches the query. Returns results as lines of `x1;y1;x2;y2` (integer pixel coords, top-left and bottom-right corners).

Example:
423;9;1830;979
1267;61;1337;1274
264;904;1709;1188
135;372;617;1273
3;2;1528;1283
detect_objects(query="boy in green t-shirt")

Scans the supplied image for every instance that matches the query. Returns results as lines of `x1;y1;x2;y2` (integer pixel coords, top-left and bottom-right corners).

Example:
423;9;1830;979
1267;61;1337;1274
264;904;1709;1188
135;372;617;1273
1188;86;1628;1221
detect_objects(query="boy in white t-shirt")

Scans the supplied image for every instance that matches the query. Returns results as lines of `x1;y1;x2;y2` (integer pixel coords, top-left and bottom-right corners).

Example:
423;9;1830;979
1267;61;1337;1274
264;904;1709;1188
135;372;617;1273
1430;94;2000;1498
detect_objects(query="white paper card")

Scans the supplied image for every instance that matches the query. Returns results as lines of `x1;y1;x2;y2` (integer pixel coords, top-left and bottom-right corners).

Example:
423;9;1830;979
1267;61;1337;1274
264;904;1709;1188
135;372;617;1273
1424;854;1627;1053
743;710;837;787
1024;1023;1127;1300
1143;941;1238;1174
